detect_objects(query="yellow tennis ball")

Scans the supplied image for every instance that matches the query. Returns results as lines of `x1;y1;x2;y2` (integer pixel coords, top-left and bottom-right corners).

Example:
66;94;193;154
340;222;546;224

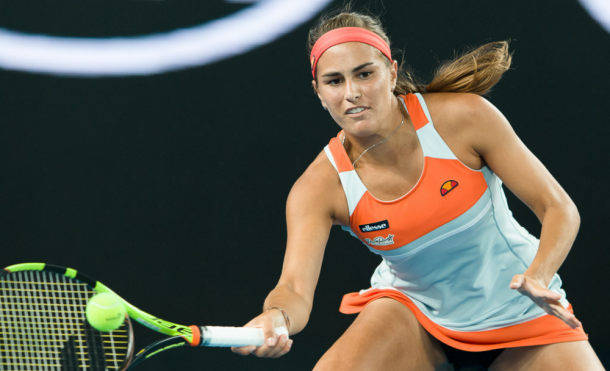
86;293;126;332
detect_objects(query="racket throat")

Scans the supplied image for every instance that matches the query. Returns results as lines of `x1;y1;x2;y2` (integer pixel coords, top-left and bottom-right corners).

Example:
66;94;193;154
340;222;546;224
185;325;202;346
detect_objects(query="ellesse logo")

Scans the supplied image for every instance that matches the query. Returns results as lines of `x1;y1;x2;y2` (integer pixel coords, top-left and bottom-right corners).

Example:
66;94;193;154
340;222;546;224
359;220;390;233
0;0;333;76
440;180;458;196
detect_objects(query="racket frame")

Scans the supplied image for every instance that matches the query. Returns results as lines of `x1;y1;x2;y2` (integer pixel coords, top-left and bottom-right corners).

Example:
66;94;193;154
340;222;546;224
2;262;201;370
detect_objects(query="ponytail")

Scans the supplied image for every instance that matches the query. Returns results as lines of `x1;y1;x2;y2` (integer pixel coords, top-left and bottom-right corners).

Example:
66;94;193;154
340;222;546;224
422;41;512;96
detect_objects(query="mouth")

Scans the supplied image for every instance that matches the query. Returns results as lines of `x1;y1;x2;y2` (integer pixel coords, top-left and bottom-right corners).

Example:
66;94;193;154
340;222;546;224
345;106;369;115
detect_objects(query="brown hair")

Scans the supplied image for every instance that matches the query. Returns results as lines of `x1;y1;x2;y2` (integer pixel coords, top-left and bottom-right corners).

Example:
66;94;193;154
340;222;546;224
308;6;512;96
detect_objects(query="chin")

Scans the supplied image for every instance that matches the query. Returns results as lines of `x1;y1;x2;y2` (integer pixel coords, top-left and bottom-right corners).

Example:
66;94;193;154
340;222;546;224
343;119;379;136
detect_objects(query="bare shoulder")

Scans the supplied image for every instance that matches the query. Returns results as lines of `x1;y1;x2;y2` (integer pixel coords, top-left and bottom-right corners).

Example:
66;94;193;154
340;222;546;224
422;92;504;133
419;93;508;169
288;149;348;225
292;150;339;193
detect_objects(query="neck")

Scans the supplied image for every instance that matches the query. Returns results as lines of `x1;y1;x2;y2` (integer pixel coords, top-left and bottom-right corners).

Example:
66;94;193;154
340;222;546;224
344;97;408;166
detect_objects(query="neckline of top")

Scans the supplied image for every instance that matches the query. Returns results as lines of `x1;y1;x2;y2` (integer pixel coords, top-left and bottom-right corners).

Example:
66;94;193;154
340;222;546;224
338;94;427;204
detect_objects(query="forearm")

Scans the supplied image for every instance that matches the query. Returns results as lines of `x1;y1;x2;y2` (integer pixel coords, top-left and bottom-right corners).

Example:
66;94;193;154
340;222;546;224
526;201;580;287
263;283;312;335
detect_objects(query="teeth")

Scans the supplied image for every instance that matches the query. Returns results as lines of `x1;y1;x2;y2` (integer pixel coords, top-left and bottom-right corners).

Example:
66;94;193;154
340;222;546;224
348;107;366;114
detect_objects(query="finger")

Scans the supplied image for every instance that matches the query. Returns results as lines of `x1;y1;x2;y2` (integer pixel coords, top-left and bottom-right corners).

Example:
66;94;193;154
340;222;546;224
231;346;257;356
546;302;578;327
264;328;278;348
251;343;267;357
267;338;292;359
570;317;582;329
548;303;582;329
245;324;277;357
252;335;278;358
537;288;562;301
521;281;563;302
265;334;289;358
509;274;524;289
559;313;581;329
245;322;282;357
276;339;293;358
513;277;562;301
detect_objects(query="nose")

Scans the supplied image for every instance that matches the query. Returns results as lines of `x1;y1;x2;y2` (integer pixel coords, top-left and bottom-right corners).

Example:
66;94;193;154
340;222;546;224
345;78;361;101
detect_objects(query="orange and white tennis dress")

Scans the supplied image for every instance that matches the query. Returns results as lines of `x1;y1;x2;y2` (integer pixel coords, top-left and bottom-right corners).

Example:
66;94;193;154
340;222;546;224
324;93;587;351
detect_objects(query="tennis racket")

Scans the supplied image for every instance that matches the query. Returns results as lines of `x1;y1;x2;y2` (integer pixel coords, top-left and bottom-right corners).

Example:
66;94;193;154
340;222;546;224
0;263;288;370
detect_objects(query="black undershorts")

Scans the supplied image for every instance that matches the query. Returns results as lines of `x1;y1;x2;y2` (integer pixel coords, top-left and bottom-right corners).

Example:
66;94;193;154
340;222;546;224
439;342;505;370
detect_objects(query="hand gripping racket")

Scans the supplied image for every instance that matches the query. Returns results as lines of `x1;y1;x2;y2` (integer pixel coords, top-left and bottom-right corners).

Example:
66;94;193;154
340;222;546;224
0;263;288;370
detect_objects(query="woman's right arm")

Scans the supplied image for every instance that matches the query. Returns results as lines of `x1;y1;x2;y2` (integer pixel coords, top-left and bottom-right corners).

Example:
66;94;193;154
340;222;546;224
231;153;344;358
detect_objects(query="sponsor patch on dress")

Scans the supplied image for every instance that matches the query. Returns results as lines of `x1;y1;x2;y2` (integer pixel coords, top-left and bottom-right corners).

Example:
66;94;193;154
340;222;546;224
365;234;395;246
359;220;390;233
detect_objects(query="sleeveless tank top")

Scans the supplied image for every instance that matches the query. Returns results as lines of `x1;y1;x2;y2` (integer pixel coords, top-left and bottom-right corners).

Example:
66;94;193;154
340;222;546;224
324;93;569;332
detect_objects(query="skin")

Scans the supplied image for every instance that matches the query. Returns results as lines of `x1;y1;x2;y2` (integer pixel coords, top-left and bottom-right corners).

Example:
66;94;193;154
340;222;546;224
231;41;605;370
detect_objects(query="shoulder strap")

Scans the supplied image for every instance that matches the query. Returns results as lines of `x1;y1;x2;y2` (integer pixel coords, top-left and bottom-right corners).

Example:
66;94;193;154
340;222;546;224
325;132;354;173
401;93;430;131
324;132;368;217
400;93;457;160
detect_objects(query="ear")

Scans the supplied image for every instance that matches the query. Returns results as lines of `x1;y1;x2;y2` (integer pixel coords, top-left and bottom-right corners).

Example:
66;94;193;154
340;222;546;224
312;80;327;109
390;60;398;91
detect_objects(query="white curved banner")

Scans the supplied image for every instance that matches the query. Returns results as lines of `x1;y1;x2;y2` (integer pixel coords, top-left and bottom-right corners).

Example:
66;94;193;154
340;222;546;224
578;0;610;34
0;0;333;76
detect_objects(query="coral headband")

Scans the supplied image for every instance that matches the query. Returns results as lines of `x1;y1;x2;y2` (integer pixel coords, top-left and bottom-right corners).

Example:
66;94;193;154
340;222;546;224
310;27;392;79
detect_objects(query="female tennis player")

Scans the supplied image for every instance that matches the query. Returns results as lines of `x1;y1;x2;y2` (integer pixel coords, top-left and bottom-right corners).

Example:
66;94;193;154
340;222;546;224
231;7;605;371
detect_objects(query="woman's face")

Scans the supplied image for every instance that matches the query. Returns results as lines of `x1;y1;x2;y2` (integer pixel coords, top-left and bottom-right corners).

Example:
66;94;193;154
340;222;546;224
313;42;398;138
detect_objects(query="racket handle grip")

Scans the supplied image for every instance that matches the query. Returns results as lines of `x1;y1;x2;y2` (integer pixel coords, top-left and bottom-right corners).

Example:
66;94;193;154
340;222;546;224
200;326;288;347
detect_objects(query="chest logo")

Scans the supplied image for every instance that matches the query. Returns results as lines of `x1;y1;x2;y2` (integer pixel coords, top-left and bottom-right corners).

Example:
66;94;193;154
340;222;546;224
365;234;395;246
440;180;459;196
359;220;390;233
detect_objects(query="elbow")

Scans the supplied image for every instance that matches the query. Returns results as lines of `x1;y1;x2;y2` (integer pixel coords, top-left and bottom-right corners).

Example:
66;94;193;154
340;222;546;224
559;189;580;224
568;200;580;230
539;193;580;230
556;194;580;230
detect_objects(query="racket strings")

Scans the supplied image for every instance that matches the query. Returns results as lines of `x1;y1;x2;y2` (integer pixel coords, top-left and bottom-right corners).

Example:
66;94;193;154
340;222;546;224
0;270;130;370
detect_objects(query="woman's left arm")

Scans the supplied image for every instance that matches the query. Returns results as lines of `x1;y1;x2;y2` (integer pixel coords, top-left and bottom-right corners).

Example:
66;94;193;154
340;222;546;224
445;93;581;329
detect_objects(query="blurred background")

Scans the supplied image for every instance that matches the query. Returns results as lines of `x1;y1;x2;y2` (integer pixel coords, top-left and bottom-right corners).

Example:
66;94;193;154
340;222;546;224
1;0;609;369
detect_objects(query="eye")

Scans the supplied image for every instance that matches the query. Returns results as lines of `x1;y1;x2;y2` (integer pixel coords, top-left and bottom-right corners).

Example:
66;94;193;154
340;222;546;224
327;78;342;85
359;71;372;78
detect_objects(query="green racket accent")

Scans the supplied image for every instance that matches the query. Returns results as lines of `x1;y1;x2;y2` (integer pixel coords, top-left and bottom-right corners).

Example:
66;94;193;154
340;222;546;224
4;262;45;272
4;262;196;345
66;267;77;278
142;343;185;359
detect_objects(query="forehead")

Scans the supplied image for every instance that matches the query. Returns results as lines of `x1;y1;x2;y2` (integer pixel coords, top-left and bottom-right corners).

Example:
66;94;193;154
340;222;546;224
316;42;384;73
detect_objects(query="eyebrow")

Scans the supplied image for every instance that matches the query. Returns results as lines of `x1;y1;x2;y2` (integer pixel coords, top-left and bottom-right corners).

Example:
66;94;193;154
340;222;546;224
321;62;374;78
